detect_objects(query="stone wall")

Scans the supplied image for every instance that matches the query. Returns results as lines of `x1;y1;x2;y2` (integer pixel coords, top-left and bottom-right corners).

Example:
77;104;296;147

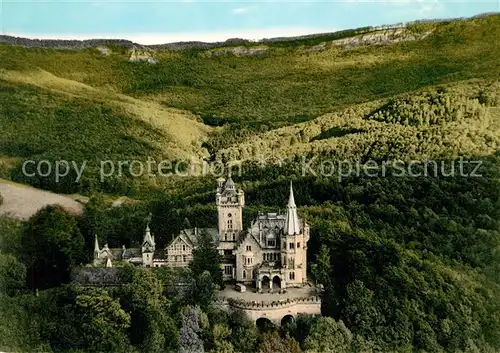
216;296;321;324
71;267;124;287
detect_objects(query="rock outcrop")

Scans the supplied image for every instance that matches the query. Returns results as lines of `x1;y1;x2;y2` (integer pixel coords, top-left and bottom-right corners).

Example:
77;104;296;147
302;27;433;53
129;47;157;64
207;45;268;57
330;28;433;48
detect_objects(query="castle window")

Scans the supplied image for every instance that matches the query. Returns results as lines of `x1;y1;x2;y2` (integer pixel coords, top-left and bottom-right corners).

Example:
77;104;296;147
243;270;247;279
228;213;232;217
182;245;186;251
289;242;295;249
246;245;251;251
228;220;233;229
183;255;187;262
289;272;295;280
267;240;276;247
224;265;232;275
283;241;286;249
225;235;228;241
297;242;300;248
233;234;236;241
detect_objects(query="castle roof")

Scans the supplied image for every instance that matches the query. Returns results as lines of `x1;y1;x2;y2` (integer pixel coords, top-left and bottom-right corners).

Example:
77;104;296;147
174;227;220;248
284;181;301;235
94;235;100;253
224;176;235;190
142;224;155;248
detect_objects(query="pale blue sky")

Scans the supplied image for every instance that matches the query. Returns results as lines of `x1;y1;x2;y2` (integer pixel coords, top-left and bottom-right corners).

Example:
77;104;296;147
1;0;498;43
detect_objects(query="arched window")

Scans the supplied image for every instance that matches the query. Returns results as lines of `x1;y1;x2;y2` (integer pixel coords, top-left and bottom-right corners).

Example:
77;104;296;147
243;270;247;279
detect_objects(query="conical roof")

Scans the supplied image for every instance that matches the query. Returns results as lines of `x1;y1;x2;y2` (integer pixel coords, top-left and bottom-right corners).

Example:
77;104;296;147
142;224;155;248
224;176;235;190
284;181;300;235
94;234;100;253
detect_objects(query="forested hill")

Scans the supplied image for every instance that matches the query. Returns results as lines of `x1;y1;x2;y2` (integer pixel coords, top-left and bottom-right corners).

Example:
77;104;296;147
0;13;499;353
0;14;499;196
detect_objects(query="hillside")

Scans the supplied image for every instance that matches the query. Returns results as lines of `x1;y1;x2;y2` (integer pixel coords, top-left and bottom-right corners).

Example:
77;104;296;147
0;13;500;353
0;14;499;196
0;179;84;220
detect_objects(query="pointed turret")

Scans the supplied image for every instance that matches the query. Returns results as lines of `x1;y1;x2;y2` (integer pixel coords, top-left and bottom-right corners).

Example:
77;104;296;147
224;176;236;192
284;181;301;235
142;223;155;251
94;235;100;254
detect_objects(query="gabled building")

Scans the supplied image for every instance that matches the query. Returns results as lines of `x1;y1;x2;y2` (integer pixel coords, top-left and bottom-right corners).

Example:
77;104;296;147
92;177;310;290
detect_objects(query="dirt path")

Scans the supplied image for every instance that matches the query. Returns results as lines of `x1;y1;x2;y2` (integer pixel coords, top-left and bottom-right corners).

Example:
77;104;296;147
0;179;84;220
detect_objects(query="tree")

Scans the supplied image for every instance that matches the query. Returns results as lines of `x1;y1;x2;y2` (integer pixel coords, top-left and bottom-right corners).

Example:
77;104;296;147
75;289;131;352
209;324;235;353
311;245;339;318
0;216;23;256
342;280;378;338
228;309;258;352
311;244;331;287
179;306;204;353
120;268;178;352
0;253;26;296
303;317;353;353
21;205;85;290
78;194;107;262
190;230;223;288
257;332;301;353
190;270;218;311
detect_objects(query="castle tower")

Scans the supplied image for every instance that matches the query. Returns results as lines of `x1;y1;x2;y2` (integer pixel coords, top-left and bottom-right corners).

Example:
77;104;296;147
216;175;245;280
94;234;100;257
282;182;309;286
216;174;245;243
141;223;155;267
93;235;100;265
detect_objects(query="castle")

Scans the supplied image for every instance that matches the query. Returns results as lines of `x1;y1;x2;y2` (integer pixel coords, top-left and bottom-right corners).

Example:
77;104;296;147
93;176;310;290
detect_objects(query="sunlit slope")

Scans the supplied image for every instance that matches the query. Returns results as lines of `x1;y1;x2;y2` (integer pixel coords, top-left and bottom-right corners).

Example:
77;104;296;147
0;69;209;157
0;14;498;196
0;69;211;194
1;15;499;127
216;80;500;164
